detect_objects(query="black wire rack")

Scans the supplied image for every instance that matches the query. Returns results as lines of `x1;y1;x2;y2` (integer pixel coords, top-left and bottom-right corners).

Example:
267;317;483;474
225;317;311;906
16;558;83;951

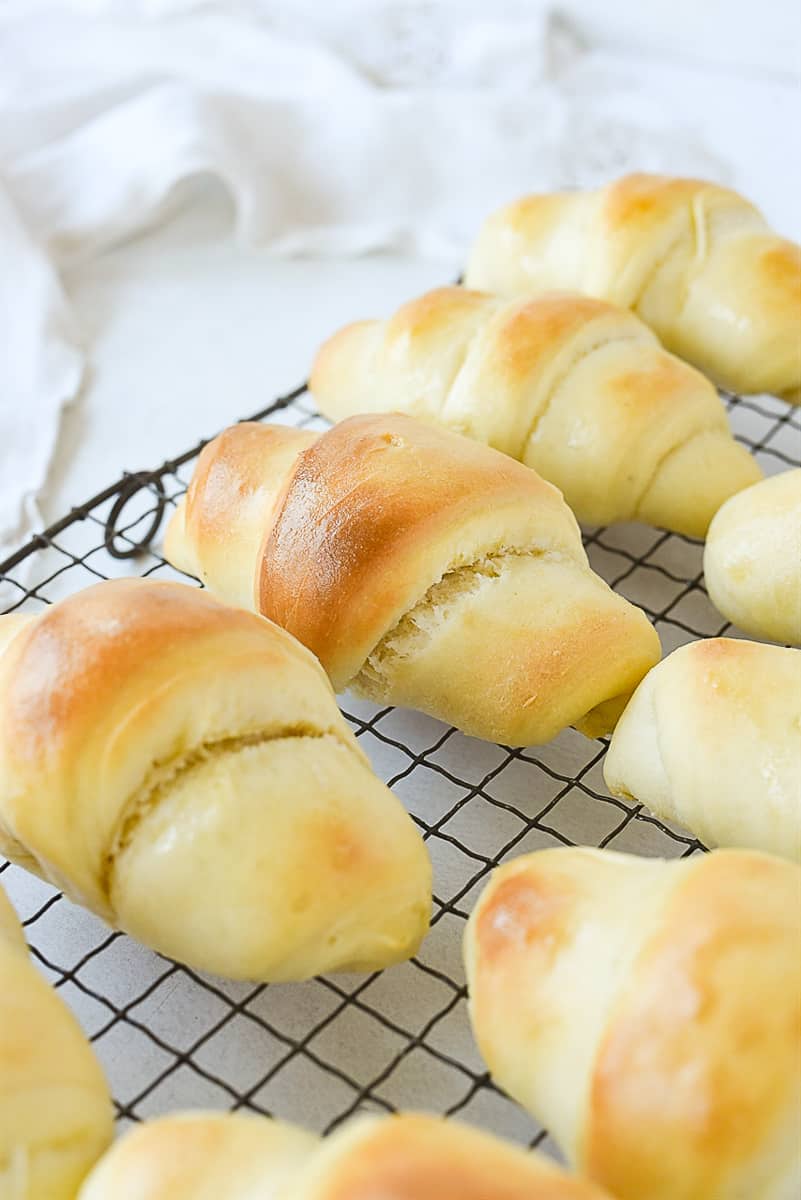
1;384;799;1150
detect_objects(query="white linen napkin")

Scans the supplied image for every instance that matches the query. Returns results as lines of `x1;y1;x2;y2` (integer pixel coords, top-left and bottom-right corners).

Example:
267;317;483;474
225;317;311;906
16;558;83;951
0;182;84;559
0;0;766;565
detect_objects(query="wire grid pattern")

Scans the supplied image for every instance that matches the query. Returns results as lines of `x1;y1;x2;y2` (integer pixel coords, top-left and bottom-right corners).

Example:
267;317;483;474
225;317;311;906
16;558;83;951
1;385;799;1152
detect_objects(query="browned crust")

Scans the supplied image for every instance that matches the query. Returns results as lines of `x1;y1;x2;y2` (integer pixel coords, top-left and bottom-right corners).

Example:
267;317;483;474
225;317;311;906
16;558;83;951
257;413;565;688
384;286;489;339
755;240;801;318
467;854;587;1073
0;578;313;776
473;863;576;972
480;293;630;381
601;174;715;233
183;422;314;553
586;852;801;1196
320;1114;611;1199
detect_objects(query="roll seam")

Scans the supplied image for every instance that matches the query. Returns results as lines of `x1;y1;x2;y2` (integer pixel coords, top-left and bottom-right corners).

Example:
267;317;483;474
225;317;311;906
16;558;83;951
520;332;647;462
102;724;348;905
353;544;554;696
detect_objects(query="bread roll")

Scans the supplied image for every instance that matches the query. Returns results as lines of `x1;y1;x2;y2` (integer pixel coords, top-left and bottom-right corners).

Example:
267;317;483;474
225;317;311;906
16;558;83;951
0;882;113;1199
465;847;801;1200
0;579;431;981
466;173;801;400
704;469;801;645
604;638;801;860
311;288;760;535
78;1109;615;1199
77;1112;316;1200
165;414;661;745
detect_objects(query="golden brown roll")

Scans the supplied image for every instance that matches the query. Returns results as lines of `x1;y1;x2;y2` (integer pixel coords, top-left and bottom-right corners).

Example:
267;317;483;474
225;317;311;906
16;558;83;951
604;638;801;861
78;1109;615;1200
311;288;761;535
466;173;801;401
0;882;113;1199
464;847;801;1200
165;414;661;745
0;579;431;981
704;469;801;645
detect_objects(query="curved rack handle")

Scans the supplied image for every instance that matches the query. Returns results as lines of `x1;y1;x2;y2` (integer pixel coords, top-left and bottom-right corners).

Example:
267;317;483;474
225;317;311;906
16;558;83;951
103;472;167;559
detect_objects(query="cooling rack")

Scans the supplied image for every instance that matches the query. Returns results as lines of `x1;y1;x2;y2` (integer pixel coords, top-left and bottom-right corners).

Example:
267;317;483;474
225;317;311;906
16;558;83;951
1;384;799;1151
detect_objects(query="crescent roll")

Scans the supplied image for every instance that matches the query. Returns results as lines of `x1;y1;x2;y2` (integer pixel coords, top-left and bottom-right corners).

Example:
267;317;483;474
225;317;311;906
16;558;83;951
604;638;801;860
310;288;761;535
704;469;801;645
164;414;661;745
465;847;801;1200
0;579;431;981
466;173;801;401
0;882;113;1199
78;1109;615;1200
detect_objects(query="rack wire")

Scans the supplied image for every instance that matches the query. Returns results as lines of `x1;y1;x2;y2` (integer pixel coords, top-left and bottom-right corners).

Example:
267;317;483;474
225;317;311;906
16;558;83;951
1;384;799;1151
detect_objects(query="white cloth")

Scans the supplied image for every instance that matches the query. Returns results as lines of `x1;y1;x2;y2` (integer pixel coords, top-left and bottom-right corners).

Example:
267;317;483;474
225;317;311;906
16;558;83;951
0;0;797;562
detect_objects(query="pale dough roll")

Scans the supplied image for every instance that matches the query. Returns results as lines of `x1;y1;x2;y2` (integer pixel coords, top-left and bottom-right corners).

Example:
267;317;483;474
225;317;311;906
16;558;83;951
464;847;801;1200
604;637;801;860
0;580;431;981
77;1112;316;1200
466;173;801;400
704;469;801;645
0;882;114;1199
310;288;760;535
